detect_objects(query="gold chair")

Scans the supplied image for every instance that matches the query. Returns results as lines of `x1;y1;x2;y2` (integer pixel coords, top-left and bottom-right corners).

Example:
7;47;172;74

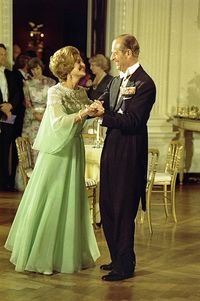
140;148;159;234
85;178;98;228
152;140;183;223
15;136;34;188
146;148;159;233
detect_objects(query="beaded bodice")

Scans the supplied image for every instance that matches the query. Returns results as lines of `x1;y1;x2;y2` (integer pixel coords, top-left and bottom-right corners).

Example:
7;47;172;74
48;83;92;113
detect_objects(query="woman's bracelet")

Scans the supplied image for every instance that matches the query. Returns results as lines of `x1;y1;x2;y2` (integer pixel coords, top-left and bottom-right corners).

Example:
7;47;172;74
78;107;89;122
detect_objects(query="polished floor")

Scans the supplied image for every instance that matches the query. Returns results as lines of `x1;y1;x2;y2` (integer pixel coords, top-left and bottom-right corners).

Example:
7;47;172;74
0;183;199;301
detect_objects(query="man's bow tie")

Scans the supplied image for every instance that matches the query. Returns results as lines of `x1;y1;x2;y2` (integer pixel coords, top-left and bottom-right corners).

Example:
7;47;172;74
120;72;131;80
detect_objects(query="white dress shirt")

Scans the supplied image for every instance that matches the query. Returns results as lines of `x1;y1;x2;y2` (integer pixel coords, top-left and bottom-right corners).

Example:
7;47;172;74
117;62;140;113
0;66;8;102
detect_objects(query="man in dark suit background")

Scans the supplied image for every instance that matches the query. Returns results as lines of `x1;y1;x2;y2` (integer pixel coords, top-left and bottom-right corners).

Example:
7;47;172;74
93;34;156;281
0;43;22;191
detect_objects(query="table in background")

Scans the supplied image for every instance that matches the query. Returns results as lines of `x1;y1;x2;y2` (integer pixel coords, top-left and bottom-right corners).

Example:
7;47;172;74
173;117;200;184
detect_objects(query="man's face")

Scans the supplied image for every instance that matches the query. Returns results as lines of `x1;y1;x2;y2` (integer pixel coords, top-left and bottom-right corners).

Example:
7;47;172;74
110;39;129;73
0;47;6;67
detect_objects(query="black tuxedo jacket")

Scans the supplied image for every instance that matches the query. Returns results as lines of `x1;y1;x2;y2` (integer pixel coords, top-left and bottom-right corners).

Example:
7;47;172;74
99;65;156;211
0;68;21;119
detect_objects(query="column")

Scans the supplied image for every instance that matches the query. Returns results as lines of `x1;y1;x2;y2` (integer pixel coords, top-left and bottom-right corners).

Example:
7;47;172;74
0;0;13;67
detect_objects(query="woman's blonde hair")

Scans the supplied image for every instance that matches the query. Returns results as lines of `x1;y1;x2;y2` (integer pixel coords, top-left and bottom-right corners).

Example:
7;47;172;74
89;54;111;72
49;46;80;81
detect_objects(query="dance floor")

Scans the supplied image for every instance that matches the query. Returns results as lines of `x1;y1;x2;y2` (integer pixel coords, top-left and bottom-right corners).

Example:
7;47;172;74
0;183;200;301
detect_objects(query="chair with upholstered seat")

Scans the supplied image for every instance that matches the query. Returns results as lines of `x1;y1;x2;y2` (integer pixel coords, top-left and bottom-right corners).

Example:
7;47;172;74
15;136;34;188
152;140;183;223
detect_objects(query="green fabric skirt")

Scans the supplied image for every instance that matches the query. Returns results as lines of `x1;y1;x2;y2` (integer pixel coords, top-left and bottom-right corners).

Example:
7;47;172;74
5;138;100;274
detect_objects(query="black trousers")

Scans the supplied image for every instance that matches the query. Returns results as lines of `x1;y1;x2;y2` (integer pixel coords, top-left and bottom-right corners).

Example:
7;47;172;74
0;123;14;189
100;195;139;274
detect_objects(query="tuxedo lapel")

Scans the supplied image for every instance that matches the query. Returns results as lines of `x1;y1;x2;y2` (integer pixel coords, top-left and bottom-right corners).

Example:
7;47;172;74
110;66;144;112
127;65;143;86
110;77;122;111
0;89;3;104
114;75;136;112
114;67;144;112
114;94;124;112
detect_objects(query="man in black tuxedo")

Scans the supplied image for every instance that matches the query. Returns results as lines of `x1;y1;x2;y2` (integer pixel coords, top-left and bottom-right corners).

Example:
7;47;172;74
0;43;22;191
93;34;156;281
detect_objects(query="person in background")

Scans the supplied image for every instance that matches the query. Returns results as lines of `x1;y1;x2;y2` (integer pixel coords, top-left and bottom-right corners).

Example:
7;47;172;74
12;54;32;191
87;54;113;100
91;34;156;281
0;43;22;191
13;44;21;64
24;49;37;58
5;45;100;275
22;57;56;157
13;54;32;136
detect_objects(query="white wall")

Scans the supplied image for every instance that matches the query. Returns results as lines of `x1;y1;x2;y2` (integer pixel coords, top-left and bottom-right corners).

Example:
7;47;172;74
105;0;200;172
0;0;13;68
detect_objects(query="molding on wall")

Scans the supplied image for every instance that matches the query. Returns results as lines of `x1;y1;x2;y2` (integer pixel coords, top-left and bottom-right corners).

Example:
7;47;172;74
0;0;13;68
87;0;92;58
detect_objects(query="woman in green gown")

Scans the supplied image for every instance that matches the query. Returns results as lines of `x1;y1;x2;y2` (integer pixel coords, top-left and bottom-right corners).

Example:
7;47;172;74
5;46;100;275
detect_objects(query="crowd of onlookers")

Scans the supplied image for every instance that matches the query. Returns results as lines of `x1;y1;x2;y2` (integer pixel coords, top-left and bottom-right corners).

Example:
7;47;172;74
0;43;113;192
0;43;57;191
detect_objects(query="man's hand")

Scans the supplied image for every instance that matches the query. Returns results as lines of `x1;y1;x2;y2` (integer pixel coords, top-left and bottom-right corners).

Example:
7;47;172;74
88;100;104;117
84;104;98;117
0;103;12;119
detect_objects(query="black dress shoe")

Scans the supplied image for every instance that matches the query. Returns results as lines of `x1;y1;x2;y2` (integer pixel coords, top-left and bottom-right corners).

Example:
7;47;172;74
102;270;134;281
100;263;113;271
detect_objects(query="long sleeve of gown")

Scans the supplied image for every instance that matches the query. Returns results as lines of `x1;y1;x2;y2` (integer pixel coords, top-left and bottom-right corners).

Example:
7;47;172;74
33;85;85;154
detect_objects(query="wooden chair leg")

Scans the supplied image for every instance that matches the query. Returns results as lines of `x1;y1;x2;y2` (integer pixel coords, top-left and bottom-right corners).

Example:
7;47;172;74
146;189;153;234
164;184;169;217
171;184;177;223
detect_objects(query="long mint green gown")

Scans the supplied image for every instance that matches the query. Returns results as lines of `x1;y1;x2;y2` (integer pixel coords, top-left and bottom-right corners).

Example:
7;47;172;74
5;83;100;274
